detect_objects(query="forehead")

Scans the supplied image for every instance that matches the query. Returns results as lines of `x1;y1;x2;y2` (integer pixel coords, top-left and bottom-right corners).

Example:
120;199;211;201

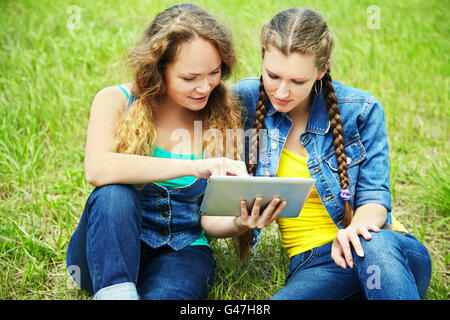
168;37;221;73
263;46;317;78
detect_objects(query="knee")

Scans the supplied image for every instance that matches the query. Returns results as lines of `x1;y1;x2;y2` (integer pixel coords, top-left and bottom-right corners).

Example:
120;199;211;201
357;230;402;262
87;184;140;220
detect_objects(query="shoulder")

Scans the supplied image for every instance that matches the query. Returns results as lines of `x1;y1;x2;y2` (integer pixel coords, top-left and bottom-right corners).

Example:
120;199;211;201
232;77;261;105
232;77;261;127
92;84;132;114
333;80;385;122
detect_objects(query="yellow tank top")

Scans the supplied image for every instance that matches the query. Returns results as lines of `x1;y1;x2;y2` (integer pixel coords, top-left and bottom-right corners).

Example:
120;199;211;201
276;148;407;258
276;148;338;258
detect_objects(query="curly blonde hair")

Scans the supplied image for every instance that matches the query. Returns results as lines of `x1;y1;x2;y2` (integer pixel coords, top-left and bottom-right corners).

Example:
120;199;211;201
113;4;242;157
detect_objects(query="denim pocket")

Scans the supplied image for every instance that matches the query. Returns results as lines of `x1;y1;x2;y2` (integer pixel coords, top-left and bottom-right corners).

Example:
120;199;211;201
322;139;366;196
286;248;317;283
323;139;365;171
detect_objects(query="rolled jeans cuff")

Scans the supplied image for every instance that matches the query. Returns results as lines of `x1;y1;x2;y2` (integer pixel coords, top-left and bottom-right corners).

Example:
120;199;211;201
93;282;139;300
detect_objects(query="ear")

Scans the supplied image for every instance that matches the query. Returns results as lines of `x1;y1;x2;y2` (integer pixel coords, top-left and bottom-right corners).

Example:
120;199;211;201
317;60;330;80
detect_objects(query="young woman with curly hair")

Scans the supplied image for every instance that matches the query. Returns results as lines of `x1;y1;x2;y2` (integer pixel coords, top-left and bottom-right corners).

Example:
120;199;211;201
66;4;277;300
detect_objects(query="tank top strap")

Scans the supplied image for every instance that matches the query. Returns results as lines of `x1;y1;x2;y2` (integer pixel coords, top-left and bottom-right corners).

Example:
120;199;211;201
115;84;138;109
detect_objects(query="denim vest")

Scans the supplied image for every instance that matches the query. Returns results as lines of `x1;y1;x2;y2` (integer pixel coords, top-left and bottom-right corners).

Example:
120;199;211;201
126;93;207;250
233;77;393;231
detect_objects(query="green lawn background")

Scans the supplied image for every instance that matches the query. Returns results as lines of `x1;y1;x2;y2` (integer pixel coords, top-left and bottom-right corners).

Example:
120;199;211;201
0;0;448;299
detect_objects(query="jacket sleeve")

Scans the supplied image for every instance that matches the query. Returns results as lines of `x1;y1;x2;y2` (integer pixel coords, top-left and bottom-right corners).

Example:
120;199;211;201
354;98;392;213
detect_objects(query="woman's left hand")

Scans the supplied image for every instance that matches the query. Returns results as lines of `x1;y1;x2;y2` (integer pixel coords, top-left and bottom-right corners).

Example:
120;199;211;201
331;223;380;269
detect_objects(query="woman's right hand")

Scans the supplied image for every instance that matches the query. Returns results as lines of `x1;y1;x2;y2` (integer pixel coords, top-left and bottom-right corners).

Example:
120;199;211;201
234;196;286;232
193;158;248;179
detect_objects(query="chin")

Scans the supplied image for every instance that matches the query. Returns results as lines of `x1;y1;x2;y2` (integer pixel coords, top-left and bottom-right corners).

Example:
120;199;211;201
185;102;208;112
272;103;294;114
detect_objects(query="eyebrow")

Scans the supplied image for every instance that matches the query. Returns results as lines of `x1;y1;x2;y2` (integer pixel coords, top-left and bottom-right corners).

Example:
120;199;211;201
265;67;308;81
183;64;221;76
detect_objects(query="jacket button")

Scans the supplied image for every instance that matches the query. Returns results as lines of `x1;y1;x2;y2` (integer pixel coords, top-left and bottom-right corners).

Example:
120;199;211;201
162;211;169;218
271;142;278;150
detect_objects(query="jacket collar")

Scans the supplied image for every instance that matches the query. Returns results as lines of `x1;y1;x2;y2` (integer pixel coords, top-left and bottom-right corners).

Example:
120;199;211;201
266;93;330;135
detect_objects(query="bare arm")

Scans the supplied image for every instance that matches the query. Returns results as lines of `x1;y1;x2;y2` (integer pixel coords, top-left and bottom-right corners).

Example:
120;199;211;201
84;87;247;187
350;203;387;228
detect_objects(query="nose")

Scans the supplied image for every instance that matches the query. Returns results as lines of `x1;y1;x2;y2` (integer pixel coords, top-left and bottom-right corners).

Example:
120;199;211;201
196;78;211;94
275;81;290;99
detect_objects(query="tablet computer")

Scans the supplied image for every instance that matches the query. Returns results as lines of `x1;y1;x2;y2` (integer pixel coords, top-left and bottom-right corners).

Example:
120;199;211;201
199;176;315;218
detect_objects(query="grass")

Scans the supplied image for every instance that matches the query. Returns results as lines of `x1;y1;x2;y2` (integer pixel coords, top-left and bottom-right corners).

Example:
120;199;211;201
0;0;448;300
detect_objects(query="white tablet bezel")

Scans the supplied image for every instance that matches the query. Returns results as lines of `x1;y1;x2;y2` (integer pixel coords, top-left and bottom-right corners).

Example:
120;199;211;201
199;176;315;218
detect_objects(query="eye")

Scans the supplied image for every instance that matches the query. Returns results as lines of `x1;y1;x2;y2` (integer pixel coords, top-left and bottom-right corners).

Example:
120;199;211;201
267;73;279;79
293;80;305;85
183;77;195;81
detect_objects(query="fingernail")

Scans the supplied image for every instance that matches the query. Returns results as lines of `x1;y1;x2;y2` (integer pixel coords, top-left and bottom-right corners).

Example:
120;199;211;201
349;261;354;268
357;250;364;257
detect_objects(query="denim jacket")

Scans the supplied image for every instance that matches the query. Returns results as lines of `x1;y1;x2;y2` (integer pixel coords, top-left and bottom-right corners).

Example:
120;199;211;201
126;93;207;250
233;77;393;236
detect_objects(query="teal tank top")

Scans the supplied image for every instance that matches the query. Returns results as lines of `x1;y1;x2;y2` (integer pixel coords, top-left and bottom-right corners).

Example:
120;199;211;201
116;85;209;247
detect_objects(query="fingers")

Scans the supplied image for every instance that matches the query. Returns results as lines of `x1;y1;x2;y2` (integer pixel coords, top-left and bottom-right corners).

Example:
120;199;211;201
331;240;347;269
239;196;286;229
250;197;262;217
210;158;248;176
335;231;354;268
261;198;286;222
224;159;247;176
333;224;381;269
240;199;249;218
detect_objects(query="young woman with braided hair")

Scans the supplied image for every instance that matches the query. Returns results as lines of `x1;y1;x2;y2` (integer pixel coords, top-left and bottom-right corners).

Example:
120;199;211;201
232;8;432;299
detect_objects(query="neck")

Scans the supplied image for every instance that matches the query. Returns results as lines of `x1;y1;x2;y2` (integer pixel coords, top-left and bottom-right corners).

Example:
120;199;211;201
156;96;200;123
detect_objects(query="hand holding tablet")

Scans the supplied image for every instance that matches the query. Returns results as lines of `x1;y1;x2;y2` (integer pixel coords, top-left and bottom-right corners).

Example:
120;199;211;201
199;176;315;218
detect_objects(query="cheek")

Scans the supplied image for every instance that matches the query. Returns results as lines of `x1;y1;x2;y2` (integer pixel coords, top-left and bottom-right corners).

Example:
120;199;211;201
210;74;221;89
167;79;192;97
261;75;278;93
292;83;314;101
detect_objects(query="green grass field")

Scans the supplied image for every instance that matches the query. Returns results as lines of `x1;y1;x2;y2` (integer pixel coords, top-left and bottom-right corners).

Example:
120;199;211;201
0;0;448;300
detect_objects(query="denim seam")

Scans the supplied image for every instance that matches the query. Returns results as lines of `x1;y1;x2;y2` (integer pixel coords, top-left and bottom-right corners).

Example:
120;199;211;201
352;263;369;299
321;138;365;166
317;162;340;209
86;203;102;291
358;96;377;123
286;249;317;283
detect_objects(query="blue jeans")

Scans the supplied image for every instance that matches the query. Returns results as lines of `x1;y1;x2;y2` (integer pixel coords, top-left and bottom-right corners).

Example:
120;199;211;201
66;184;215;300
271;230;431;300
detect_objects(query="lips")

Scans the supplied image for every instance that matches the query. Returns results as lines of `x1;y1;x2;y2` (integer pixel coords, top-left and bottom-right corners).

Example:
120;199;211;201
273;97;292;106
189;95;208;102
